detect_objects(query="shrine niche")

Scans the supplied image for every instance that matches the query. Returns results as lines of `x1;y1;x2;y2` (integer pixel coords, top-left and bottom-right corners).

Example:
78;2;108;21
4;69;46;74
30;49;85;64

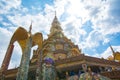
55;44;63;50
50;44;55;51
45;45;51;51
64;44;71;51
44;52;55;60
71;48;80;56
54;53;66;60
67;48;80;58
43;49;49;58
45;43;55;51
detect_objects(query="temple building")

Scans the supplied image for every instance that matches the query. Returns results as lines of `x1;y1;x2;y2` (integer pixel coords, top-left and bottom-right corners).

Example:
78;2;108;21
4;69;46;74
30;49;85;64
0;14;120;80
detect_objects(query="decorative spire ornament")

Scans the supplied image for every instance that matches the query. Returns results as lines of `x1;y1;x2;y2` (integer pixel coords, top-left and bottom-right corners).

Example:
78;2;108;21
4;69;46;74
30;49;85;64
109;43;115;60
29;21;32;34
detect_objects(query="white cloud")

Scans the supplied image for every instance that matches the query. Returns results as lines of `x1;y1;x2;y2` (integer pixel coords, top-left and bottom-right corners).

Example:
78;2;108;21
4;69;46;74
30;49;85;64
7;13;51;34
0;27;13;67
54;0;67;17
91;0;120;36
0;27;12;49
0;0;55;69
0;0;120;69
8;42;22;69
0;0;21;14
100;46;120;59
8;58;20;69
0;17;3;22
86;46;120;59
0;50;6;67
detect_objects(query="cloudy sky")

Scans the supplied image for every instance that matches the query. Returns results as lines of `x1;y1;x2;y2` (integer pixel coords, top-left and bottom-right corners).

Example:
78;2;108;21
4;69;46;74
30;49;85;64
0;0;120;69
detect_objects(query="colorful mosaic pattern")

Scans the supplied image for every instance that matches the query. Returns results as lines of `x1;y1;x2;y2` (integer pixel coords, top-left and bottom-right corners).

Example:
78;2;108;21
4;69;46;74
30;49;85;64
79;72;111;80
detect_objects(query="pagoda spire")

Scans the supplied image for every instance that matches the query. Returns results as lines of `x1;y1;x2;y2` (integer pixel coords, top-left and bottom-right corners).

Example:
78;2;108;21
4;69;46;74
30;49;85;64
51;11;60;25
50;11;62;35
55;11;56;17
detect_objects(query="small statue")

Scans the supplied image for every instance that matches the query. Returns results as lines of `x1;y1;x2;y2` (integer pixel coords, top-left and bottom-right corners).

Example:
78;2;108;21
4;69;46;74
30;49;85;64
42;58;56;80
67;71;78;80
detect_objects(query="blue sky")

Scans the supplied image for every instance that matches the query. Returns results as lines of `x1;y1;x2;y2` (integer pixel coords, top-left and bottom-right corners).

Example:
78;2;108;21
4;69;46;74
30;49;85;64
0;0;120;69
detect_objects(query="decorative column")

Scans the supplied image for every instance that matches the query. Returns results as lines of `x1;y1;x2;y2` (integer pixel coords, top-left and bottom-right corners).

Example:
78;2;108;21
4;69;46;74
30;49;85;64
16;37;32;80
36;49;43;80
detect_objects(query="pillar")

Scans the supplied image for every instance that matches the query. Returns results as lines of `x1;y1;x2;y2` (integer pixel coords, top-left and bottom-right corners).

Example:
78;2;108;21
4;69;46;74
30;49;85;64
36;49;43;80
16;37;32;80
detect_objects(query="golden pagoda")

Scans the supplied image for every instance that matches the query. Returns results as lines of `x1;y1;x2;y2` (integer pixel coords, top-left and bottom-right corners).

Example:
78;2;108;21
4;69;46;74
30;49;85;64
0;14;120;80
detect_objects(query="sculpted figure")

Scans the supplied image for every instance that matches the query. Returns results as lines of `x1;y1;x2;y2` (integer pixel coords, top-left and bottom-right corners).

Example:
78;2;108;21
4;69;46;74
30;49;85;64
42;58;56;80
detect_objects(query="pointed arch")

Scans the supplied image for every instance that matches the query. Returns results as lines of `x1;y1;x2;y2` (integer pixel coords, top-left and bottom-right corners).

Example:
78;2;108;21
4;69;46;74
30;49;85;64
0;27;28;74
